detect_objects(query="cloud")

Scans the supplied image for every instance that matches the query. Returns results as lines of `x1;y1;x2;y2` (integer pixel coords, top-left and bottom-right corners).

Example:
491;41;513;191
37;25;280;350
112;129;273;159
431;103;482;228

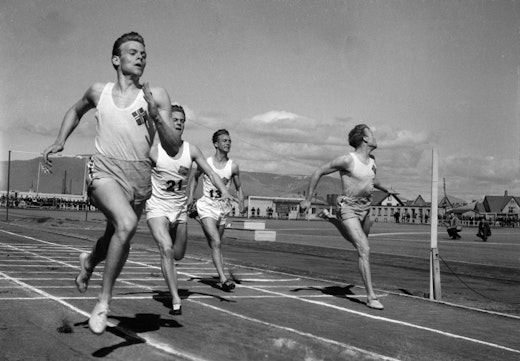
387;154;520;201
184;109;439;186
6;113;96;139
251;110;299;123
377;128;430;148
443;155;519;185
238;110;322;143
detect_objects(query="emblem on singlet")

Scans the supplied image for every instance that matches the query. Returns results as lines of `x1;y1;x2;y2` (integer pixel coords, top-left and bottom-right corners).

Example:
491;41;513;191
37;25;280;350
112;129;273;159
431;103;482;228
132;107;150;126
179;166;189;177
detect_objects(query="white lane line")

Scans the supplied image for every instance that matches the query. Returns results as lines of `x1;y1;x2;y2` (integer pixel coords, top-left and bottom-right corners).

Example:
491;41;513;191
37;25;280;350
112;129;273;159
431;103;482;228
0;294;335;301
0;236;210;361
369;232;430;237
4;229;519;356
1;229;398;360
119;261;401;361
239;284;520;355
188;299;400;361
0;270;209;361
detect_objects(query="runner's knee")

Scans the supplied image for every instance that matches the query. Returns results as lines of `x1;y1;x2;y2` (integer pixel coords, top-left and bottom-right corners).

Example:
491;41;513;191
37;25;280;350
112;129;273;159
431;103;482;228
210;236;222;249
357;244;371;259
115;215;138;240
160;245;175;260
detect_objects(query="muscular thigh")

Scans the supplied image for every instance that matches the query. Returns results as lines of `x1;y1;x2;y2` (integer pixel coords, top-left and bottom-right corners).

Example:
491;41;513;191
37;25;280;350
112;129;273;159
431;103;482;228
90;178;137;225
173;222;188;258
147;217;173;248
201;217;221;242
342;217;369;250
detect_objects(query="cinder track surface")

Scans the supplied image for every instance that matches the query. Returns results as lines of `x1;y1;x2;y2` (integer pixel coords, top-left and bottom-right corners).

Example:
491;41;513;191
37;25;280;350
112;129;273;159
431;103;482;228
0;209;519;360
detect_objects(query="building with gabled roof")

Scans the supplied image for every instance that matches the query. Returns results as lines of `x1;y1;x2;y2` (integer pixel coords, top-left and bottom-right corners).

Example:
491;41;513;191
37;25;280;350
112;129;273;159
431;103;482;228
481;192;520;219
438;195;467;210
447;191;520;225
448;200;483;219
371;190;405;207
407;194;429;207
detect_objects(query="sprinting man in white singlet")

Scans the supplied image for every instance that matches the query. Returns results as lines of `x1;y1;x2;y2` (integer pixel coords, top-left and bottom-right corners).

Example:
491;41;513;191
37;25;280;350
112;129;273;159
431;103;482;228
42;32;181;335
187;129;245;292
300;124;395;310
146;105;235;315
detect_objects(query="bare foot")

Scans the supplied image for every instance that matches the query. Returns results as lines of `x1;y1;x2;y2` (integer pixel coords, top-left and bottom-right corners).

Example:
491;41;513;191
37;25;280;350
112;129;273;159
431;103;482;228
75;253;92;293
317;209;332;220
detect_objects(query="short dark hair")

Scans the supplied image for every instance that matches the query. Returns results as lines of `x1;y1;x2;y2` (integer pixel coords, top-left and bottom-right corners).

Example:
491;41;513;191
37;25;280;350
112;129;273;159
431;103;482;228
112;32;145;57
171;104;185;118
348;124;369;148
212;129;230;144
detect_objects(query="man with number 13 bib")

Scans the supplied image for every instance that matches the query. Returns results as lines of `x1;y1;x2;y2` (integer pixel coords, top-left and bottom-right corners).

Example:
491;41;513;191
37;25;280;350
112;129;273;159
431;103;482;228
188;129;245;292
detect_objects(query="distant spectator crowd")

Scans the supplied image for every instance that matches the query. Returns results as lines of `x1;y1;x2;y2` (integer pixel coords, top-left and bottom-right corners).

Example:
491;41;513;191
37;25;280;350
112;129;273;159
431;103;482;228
0;195;94;211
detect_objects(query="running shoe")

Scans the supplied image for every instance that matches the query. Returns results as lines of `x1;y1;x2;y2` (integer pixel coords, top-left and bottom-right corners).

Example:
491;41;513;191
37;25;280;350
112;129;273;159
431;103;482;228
89;300;109;335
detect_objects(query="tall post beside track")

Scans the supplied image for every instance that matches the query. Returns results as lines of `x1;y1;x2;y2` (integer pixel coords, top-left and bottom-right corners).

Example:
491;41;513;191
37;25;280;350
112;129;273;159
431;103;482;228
430;148;441;300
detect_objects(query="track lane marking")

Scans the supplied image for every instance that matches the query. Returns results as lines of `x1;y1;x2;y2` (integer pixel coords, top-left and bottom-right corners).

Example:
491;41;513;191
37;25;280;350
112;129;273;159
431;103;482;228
2;229;520;356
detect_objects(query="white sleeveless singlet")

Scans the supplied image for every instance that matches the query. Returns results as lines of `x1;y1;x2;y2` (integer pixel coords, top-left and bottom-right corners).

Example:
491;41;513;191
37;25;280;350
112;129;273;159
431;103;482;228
202;157;233;199
95;82;154;161
342;152;376;198
150;141;192;202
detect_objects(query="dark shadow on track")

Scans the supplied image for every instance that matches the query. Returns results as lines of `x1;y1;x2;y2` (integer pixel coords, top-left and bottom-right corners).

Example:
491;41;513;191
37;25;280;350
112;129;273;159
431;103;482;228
186;277;241;296
151;288;236;309
290;285;366;306
75;313;181;358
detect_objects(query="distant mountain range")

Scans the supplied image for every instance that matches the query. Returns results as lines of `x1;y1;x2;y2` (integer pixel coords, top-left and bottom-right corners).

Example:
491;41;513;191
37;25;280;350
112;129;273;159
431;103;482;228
0;157;342;200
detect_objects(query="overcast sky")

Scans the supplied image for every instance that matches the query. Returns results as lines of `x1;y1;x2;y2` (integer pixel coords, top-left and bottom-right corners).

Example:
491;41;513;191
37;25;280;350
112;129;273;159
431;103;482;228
1;0;520;201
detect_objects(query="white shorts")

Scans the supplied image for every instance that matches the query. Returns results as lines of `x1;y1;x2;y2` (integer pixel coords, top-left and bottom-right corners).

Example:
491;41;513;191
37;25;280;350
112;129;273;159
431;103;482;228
196;196;231;226
145;196;187;223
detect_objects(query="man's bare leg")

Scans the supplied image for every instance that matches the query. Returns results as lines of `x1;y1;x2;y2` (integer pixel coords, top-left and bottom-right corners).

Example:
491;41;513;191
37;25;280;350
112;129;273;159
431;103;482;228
325;214;383;310
200;218;235;291
75;223;114;293
318;209;352;242
147;218;187;314
86;179;142;334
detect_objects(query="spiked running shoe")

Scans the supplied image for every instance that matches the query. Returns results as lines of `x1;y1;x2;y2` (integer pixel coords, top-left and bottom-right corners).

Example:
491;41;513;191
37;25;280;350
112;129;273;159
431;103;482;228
366;298;384;310
221;279;236;292
169;303;182;316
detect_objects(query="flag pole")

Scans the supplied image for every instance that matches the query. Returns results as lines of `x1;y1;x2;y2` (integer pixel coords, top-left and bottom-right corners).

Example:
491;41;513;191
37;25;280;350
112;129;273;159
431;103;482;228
36;160;42;196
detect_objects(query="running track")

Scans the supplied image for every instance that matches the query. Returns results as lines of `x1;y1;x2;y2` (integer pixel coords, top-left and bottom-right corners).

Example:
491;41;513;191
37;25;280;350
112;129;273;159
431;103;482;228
0;221;519;361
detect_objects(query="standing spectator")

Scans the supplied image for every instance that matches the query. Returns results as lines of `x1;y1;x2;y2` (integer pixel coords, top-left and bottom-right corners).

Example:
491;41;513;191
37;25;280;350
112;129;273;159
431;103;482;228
394;210;400;223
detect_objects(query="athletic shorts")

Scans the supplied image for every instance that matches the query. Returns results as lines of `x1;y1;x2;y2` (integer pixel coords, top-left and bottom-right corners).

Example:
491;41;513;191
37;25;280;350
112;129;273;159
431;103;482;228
87;154;152;207
336;195;372;223
145;196;187;223
196;196;231;226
